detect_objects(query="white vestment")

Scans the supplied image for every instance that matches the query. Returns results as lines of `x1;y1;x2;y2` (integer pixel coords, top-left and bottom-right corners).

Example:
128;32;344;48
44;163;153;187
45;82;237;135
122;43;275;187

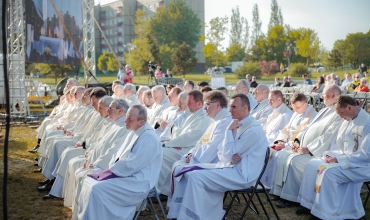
264;103;293;145
158;108;212;196
262;105;317;187
155;104;178;137
276;106;344;202
250;98;274;126
147;97;171;128
297;110;370;220
176;115;268;220
166;108;232;218
77;123;163;220
247;93;258;111
125;94;139;107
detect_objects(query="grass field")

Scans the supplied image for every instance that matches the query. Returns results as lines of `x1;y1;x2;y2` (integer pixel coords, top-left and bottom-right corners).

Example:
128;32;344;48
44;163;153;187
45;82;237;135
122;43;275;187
38;69;355;87
1;107;370;219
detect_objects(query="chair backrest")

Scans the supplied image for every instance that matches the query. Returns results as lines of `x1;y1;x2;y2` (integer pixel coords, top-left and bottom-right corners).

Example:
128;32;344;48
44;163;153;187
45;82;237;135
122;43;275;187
251;147;270;188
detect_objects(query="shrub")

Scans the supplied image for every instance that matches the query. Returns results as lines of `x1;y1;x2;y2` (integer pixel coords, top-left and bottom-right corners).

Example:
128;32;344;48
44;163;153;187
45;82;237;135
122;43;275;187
287;63;310;77
258;60;279;75
234;62;261;78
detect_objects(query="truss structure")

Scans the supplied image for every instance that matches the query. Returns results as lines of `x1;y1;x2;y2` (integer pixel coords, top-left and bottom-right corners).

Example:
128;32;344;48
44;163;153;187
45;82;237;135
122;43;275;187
82;0;96;84
6;0;30;115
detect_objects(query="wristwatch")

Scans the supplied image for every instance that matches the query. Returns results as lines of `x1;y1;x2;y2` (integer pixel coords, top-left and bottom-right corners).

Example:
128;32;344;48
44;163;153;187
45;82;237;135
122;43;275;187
162;143;165;147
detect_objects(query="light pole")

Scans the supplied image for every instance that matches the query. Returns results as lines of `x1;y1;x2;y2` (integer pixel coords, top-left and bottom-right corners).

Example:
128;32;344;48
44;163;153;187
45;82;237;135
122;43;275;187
123;43;136;66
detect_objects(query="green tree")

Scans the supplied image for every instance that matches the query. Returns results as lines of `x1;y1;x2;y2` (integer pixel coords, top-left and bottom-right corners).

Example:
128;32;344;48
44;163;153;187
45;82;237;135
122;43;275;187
172;42;198;77
234;62;261;78
48;64;75;84
265;25;286;63
226;43;245;62
327;49;343;69
204;16;228;66
294;28;320;66
149;0;201;48
159;45;174;71
97;52;116;73
250;4;263;46
244;36;266;62
286;62;310;77
268;0;284;31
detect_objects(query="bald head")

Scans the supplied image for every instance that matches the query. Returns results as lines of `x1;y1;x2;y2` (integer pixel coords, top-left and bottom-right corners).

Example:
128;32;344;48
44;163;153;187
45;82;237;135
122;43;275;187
322;84;342;107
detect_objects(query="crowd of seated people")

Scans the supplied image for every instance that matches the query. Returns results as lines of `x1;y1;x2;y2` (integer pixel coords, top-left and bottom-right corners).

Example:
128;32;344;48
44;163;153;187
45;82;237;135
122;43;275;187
28;76;370;220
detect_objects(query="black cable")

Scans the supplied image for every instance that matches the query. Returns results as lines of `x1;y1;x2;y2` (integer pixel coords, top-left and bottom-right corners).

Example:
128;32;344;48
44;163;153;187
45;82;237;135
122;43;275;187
2;0;10;219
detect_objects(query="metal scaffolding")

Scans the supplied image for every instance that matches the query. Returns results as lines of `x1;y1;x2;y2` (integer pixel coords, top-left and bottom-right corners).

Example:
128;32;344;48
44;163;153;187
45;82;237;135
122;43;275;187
82;0;96;84
6;0;30;115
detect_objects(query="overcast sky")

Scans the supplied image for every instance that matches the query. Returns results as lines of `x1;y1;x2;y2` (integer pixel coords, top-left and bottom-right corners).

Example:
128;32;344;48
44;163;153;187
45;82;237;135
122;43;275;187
99;0;370;50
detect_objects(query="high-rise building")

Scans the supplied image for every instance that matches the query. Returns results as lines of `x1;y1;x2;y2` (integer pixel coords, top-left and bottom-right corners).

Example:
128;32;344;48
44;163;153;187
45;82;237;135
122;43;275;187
94;0;205;72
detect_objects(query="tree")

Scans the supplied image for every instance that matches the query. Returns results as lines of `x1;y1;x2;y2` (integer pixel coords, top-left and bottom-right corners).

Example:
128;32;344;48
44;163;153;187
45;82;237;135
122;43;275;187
228;6;248;61
229;6;244;46
250;4;263;46
97;52;117;73
48;64;75;84
234;62;261;78
265;25;287;63
149;0;201;48
172;42;198;77
258;60;279;75
159;45;174;71
294;28;320;66
268;0;284;31
226;43;245;62
244;36;266;62
327;49;343;69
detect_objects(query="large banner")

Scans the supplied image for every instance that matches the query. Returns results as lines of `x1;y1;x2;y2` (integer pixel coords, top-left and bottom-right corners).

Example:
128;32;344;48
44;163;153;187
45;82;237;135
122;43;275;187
25;0;82;65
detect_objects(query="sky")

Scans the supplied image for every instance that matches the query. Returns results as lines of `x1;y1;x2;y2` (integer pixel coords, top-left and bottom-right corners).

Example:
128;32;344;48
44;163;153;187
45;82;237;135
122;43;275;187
99;0;370;50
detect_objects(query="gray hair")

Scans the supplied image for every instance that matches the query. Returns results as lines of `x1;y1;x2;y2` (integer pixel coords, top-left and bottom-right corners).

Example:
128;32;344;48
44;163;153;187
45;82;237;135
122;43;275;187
130;104;147;121
257;84;269;94
113;99;129;113
178;91;189;101
114;84;124;92
237;79;250;93
67;78;79;86
98;95;114;107
124;83;136;93
75;86;85;92
152;85;166;94
137;85;150;93
361;77;368;83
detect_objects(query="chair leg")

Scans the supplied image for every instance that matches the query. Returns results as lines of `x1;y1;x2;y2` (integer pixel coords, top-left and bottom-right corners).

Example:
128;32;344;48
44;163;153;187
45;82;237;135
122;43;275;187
222;192;238;220
154;190;168;220
242;193;259;214
239;190;257;219
148;197;161;220
255;192;270;219
262;185;280;220
133;199;146;220
364;183;370;207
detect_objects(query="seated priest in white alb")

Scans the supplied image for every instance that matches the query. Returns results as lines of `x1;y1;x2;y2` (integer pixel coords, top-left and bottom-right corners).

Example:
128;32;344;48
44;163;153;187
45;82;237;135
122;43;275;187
148;85;171;127
263;90;293;144
123;83;139;106
158;90;212;196
142;89;156;118
112;84;125;99
250;84;274;126
37;87;85;167
175;94;268;219
30;78;78;153
155;87;182;136
166;90;232;218
44;99;130;201
261;93;317;188
77;105;163;220
37;94;111;193
159;91;190;141
296;95;370;219
110;80;123;98
274;85;344;208
136;85;150;105
235;79;257;110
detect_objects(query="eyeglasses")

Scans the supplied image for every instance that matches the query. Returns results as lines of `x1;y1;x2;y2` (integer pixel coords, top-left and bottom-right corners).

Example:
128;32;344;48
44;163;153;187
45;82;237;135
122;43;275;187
204;101;217;106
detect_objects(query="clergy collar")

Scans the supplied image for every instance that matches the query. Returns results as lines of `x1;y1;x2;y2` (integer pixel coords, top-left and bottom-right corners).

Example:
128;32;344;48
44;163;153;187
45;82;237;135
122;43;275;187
134;122;153;135
190;107;205;117
113;115;126;124
238;114;251;126
213;108;230;121
274;102;287;113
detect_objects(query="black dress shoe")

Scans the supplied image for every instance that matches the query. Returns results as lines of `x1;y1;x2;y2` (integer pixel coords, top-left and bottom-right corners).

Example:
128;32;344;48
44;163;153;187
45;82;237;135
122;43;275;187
28;145;40;153
296;207;310;216
38;179;55;192
269;195;280;201
33;168;42;173
34;163;39;166
43;194;61;200
35;157;39;161
276;200;296;208
38;179;50;185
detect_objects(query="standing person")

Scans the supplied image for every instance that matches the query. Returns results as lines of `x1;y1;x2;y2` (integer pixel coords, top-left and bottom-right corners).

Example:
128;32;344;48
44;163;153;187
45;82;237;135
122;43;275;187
250;76;258;88
280;63;285;73
155;66;163;79
123;65;134;83
359;63;367;76
117;66;124;81
302;74;312;85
